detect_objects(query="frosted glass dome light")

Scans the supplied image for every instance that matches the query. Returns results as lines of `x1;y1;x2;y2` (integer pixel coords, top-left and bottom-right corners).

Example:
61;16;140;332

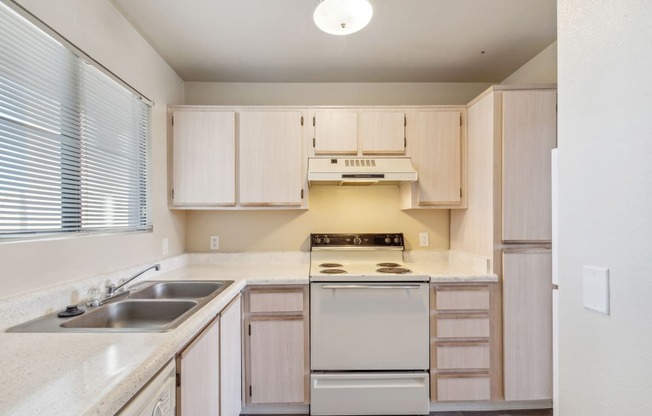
313;0;373;36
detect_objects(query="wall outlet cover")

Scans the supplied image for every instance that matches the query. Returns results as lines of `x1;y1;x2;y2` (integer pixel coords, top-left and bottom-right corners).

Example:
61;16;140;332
210;235;219;251
582;265;610;315
419;232;429;247
162;238;169;255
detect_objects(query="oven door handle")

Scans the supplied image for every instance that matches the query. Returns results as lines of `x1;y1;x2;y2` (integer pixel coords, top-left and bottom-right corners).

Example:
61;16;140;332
319;284;422;290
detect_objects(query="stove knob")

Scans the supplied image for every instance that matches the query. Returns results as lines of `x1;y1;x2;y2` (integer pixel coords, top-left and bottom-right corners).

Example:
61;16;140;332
385;236;392;244
314;237;322;244
323;237;330;244
353;236;362;245
394;237;401;244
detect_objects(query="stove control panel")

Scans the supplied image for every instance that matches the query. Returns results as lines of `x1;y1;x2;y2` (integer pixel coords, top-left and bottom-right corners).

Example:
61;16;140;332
311;233;404;249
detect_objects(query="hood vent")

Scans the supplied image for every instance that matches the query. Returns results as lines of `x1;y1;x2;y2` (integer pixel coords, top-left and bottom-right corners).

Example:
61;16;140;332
308;157;418;186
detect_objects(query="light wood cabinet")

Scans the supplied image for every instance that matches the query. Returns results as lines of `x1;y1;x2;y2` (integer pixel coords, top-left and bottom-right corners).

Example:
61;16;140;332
168;106;308;210
313;110;358;154
450;86;556;405
177;316;220;416
239;111;306;206
430;283;502;402
220;295;242;416
243;286;309;406
361;111;406;154
169;110;235;208
502;90;557;242
503;249;552;401
309;108;406;155
400;108;466;209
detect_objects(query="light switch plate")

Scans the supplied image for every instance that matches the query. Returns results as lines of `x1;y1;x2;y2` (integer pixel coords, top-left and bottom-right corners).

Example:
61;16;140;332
582;266;610;314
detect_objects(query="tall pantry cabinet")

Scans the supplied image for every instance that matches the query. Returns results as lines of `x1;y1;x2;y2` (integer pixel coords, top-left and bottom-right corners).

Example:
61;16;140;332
450;86;556;403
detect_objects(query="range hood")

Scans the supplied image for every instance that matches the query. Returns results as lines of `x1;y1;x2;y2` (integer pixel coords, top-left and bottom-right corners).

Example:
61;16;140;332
308;157;418;186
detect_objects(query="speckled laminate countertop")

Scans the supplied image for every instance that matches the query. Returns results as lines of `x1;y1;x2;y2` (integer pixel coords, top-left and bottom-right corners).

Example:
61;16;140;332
0;250;496;416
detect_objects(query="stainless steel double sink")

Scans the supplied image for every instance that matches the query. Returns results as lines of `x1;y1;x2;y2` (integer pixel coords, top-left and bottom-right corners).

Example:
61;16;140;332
7;280;234;333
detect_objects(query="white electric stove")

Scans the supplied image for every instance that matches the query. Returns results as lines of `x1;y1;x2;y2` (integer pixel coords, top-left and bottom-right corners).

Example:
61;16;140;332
309;233;430;416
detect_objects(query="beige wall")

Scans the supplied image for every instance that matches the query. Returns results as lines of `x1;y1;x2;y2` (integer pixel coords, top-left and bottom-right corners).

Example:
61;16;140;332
0;0;185;299
183;82;487;253
558;1;652;414
185;82;491;106
502;41;557;85
186;186;449;252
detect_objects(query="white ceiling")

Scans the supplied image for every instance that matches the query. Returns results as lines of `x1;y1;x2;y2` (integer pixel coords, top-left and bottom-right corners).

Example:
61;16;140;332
110;0;556;83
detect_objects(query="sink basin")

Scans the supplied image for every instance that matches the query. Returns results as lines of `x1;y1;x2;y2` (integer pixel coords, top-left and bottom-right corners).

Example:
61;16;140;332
60;300;197;330
129;281;230;300
6;279;235;333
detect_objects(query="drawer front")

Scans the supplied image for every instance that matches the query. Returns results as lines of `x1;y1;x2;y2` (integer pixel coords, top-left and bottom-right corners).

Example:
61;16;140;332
436;317;490;339
436;375;490;401
311;372;429;415
436;344;490;370
249;290;304;313
436;289;489;310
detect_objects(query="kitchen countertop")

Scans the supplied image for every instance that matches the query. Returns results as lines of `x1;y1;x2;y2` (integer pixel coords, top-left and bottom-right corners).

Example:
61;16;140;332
0;250;496;416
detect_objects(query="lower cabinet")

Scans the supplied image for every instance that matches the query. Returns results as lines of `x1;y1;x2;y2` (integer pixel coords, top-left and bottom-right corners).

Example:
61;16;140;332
502;249;552;401
176;294;242;416
243;285;309;406
177;316;220;415
430;283;502;402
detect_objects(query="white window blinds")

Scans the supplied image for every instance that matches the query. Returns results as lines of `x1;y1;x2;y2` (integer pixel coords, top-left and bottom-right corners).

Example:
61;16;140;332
0;1;152;239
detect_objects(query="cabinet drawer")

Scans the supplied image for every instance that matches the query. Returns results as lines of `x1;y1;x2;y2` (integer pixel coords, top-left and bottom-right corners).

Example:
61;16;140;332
436;375;490;401
436;316;490;339
435;288;489;310
249;290;304;313
436;344;490;370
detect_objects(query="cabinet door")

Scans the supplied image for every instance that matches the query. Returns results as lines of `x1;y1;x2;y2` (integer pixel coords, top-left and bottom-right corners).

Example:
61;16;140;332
177;316;220;416
249;319;305;404
361;111;406;154
171;110;235;207
220;296;242;416
413;111;462;204
239;111;304;206
313;110;358;154
502;90;557;242
503;249;552;401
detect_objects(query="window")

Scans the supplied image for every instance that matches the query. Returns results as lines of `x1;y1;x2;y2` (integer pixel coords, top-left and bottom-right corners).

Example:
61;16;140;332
0;1;152;240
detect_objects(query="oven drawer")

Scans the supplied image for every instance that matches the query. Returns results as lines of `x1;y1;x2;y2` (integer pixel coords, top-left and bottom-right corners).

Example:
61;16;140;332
436;343;490;370
310;282;430;370
436;374;491;401
311;372;429;415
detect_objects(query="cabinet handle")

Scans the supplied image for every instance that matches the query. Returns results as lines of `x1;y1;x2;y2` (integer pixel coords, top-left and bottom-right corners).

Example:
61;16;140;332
320;284;422;290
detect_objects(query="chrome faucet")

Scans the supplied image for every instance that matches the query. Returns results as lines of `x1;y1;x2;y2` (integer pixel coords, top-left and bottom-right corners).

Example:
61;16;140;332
105;263;161;298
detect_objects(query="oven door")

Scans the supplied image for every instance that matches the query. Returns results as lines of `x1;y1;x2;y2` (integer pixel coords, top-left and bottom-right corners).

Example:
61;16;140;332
310;282;429;370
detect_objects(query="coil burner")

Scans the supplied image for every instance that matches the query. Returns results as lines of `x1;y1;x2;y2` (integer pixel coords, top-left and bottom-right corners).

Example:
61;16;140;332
320;269;347;274
376;267;411;274
376;262;401;267
319;263;343;268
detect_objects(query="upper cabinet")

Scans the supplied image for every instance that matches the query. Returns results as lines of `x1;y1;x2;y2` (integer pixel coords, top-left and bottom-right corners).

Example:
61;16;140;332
309;109;406;156
502;91;557;242
400;108;466;209
313;110;358;154
361;111;406;154
170;109;236;207
168;107;308;210
239;111;306;206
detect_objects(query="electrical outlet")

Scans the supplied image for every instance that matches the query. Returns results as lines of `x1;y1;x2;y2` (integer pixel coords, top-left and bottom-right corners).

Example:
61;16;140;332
419;232;429;247
210;236;219;251
162;238;169;255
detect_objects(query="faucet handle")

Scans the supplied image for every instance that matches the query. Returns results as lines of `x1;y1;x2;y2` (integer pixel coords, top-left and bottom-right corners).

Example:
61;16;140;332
87;287;102;307
116;279;127;293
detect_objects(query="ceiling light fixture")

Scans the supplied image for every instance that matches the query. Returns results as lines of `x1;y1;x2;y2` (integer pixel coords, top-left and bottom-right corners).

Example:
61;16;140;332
313;0;373;36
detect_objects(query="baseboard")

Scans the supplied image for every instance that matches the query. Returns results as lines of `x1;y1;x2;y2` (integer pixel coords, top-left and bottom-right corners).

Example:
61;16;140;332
241;404;310;414
430;399;552;412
